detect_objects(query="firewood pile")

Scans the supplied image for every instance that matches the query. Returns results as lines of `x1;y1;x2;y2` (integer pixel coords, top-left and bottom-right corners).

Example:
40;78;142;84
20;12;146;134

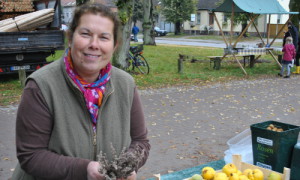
0;8;55;32
0;0;34;12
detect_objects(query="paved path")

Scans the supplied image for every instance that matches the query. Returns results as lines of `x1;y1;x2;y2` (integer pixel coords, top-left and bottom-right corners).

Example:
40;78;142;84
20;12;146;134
137;76;300;179
1;76;300;180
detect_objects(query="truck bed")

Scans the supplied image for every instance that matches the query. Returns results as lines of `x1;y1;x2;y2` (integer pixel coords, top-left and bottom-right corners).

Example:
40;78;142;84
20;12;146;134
0;30;65;54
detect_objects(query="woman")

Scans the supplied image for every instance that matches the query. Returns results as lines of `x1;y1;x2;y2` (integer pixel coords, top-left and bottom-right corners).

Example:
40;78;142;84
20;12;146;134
12;3;150;180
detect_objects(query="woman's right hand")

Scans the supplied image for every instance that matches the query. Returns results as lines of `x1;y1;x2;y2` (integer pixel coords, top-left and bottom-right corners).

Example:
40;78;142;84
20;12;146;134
87;161;105;180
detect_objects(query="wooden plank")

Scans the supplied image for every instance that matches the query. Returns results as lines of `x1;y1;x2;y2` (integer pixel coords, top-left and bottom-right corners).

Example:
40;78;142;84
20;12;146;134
230;2;235;46
233;54;247;75
233;14;259;48
18;69;26;88
207;55;255;59
0;9;54;32
267;14;271;45
213;12;228;47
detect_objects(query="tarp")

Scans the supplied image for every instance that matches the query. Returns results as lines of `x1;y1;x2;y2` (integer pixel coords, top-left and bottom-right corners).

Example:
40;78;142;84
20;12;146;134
213;0;299;14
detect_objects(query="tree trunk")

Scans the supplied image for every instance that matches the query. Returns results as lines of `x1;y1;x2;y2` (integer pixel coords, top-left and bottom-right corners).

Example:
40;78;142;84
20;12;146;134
112;0;134;68
289;0;300;30
143;0;156;45
175;21;181;35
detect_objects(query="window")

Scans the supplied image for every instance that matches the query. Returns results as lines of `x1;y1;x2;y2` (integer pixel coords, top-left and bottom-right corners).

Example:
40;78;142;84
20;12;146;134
197;13;201;24
209;13;214;25
223;14;228;22
277;14;281;24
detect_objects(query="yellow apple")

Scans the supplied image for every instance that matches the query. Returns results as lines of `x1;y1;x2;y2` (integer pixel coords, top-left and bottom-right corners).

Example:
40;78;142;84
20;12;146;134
201;166;215;180
191;174;203;180
239;175;250;180
252;169;264;180
222;163;238;176
267;172;282;180
229;172;239;180
236;170;242;176
243;169;253;176
214;172;229;180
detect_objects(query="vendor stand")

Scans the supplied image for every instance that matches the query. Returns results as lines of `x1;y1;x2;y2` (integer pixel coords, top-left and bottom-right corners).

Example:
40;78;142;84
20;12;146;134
211;0;299;75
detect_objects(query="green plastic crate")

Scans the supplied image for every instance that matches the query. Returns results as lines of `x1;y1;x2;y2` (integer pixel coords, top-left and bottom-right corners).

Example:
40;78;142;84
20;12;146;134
250;120;300;173
291;141;300;180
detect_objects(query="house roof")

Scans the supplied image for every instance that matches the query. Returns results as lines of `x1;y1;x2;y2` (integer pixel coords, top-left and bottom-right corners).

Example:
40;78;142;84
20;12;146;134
61;0;116;8
213;0;298;14
61;0;76;6
197;0;220;10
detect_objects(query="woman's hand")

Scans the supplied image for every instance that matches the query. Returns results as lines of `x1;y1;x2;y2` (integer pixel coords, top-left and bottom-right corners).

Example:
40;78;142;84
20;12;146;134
87;161;105;180
117;171;137;180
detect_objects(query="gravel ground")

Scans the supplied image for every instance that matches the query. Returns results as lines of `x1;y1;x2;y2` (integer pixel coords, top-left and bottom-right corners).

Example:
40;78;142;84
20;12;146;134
1;76;300;180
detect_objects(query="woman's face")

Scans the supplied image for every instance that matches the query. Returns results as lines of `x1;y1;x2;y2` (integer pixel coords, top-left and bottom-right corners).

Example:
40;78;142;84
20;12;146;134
69;13;115;81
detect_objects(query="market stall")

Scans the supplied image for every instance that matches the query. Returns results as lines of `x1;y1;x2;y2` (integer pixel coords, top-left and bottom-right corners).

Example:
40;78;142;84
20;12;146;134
211;0;298;75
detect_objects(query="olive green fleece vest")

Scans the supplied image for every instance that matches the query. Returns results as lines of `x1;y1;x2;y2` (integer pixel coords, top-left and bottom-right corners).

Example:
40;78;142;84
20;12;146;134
12;59;134;180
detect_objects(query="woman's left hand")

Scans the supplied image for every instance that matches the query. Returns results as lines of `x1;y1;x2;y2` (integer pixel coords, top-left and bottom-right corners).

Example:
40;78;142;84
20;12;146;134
117;171;136;180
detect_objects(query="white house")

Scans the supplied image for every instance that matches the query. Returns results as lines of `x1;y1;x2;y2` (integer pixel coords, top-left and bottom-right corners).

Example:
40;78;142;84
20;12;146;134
60;0;116;25
61;0;76;25
183;0;292;37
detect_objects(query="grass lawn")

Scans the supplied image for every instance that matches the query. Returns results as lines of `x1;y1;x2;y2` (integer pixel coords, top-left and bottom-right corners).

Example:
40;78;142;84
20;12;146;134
0;42;285;106
132;44;281;89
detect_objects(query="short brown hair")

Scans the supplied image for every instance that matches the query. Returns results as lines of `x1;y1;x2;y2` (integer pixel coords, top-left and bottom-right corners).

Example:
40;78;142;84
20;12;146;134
68;2;121;47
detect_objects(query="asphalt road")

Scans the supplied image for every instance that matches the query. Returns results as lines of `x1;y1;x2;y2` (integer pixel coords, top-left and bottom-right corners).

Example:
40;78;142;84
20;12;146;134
1;76;300;180
144;35;282;49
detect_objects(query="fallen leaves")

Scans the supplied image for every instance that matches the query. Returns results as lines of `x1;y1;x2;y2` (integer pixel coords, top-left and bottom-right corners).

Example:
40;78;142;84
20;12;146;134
140;78;300;179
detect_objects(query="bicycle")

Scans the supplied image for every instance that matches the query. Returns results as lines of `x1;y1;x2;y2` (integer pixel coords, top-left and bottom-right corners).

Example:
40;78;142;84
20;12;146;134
126;44;150;74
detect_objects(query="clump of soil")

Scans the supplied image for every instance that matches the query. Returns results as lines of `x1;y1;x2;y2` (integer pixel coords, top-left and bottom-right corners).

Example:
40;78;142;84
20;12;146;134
98;143;144;180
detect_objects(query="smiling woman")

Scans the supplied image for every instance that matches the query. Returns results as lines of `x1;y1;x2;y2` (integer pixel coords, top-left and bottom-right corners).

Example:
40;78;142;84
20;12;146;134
69;13;116;83
12;2;150;180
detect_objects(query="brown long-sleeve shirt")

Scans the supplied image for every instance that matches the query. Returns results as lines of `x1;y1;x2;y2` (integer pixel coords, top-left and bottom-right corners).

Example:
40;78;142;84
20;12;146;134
15;79;150;179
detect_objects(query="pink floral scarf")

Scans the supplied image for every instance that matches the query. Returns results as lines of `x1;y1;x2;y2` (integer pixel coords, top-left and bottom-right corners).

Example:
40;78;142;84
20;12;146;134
64;49;112;132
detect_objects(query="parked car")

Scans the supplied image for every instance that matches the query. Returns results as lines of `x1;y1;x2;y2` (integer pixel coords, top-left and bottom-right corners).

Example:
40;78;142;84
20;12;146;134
130;34;134;41
154;27;167;36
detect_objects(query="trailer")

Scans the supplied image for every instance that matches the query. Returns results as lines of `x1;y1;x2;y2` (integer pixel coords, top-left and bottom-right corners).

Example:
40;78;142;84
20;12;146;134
0;0;65;75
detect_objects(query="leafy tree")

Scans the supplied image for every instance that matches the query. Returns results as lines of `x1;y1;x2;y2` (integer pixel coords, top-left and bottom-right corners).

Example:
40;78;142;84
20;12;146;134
132;0;143;24
289;0;300;30
223;12;253;37
216;0;254;37
160;0;197;35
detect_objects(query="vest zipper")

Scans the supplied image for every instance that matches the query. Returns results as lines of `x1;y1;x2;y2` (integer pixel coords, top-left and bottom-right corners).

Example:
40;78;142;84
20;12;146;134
92;88;114;159
93;131;97;160
66;72;101;160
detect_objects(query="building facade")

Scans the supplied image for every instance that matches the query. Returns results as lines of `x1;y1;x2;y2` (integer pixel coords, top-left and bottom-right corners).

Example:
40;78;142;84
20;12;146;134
183;0;291;37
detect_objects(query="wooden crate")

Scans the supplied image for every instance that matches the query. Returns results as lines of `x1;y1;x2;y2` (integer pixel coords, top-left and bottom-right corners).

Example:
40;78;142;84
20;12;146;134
184;154;290;180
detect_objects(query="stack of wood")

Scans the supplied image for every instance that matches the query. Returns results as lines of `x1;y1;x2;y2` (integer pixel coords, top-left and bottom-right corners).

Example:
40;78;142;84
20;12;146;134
0;0;34;12
0;8;54;32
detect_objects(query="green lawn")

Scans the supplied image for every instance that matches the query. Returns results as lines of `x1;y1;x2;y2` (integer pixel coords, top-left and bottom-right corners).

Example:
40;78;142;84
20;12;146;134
132;44;281;89
0;43;285;106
